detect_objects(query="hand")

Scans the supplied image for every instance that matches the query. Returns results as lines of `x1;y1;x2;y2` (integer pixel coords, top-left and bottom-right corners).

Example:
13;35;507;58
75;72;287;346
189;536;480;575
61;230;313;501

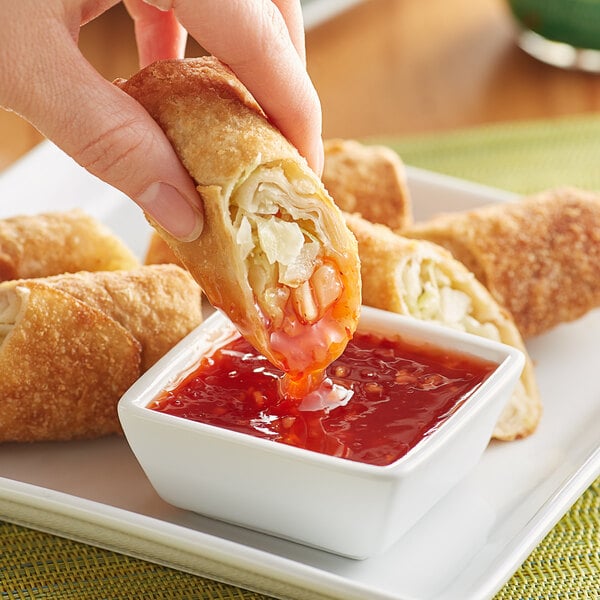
0;1;323;241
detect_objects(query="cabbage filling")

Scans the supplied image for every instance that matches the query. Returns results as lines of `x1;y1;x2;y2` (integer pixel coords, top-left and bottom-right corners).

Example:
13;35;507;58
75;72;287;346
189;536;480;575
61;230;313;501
397;257;530;423
0;287;25;346
398;258;501;341
231;163;342;329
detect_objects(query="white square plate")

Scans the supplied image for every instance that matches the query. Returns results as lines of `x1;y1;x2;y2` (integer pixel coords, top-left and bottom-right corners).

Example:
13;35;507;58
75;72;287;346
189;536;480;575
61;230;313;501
0;141;598;600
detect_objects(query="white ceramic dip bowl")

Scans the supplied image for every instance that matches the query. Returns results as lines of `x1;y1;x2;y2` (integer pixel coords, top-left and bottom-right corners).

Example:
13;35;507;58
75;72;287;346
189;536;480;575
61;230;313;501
118;306;524;559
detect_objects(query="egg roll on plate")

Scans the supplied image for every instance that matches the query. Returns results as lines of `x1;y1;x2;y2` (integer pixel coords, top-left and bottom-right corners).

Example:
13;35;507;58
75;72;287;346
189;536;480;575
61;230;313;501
322;139;413;230
404;187;600;338
145;231;182;268
117;58;361;396
0;265;203;442
344;212;541;441
0;209;138;282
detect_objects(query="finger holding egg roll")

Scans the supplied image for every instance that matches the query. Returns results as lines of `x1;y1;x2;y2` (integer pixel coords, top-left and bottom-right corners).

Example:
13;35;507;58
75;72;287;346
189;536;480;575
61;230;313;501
403;187;600;338
117;58;361;390
344;212;541;441
0;209;139;282
0;265;203;442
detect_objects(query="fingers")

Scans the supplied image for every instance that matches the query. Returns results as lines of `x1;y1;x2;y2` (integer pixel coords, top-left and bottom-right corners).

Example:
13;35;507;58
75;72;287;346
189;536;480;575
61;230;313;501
174;0;324;175
123;0;187;67
271;0;306;65
12;16;202;240
1;0;322;249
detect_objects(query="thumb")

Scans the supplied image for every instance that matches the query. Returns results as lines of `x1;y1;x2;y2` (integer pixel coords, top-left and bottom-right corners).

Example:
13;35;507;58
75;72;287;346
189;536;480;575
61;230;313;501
11;25;202;242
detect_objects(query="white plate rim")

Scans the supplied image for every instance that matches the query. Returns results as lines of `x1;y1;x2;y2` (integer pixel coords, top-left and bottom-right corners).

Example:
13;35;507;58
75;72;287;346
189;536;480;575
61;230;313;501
0;141;598;600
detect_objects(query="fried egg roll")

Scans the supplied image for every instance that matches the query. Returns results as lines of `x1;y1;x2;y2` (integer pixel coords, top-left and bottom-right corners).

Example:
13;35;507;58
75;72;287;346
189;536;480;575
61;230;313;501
345;212;541;441
145;231;182;268
117;58;361;393
0;265;203;442
404;187;600;338
0;209;139;282
322;139;413;230
31;264;203;371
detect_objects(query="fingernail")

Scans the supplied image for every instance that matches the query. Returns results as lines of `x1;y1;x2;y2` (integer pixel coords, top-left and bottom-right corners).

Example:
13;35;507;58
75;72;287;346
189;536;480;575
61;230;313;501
137;182;203;242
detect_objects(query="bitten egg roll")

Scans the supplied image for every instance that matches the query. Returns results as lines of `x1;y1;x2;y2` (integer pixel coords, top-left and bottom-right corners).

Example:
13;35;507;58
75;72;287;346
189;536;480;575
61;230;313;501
0;264;203;442
344;212;541;441
0;209;139;282
117;58;361;393
322;139;413;230
403;187;600;338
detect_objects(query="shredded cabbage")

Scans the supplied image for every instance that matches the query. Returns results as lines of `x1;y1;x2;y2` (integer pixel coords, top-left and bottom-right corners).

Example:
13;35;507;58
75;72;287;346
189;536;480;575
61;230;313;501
0;287;26;345
236;216;254;261
231;164;329;294
398;258;501;341
257;217;305;266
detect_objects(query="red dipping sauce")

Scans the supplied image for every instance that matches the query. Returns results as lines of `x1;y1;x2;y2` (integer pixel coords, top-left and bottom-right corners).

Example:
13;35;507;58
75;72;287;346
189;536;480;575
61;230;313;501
148;331;497;467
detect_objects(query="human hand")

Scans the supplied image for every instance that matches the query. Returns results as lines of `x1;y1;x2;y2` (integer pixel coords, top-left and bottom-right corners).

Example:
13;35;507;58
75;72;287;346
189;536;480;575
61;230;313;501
0;1;323;241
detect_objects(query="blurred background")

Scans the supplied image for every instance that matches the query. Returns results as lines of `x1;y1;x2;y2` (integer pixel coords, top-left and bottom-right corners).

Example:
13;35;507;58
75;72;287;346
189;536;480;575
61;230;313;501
2;0;600;171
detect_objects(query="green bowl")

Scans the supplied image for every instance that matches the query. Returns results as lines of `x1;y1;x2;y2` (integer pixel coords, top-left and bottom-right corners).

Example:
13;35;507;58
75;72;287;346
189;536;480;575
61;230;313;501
508;0;600;50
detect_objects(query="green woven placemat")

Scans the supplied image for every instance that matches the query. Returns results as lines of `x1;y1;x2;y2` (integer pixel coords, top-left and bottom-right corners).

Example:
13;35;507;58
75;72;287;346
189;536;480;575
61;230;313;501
380;112;600;195
2;114;600;599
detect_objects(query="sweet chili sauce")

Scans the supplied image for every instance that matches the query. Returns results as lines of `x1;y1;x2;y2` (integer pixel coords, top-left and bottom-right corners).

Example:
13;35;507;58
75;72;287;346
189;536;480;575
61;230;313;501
148;331;497;467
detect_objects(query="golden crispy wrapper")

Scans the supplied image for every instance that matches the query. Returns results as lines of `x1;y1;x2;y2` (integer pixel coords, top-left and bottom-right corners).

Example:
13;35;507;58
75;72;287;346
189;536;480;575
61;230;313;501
0;283;141;442
0;265;203;442
404;187;600;338
323;139;413;230
117;58;361;385
30;264;203;371
345;212;541;441
0;209;139;282
145;231;182;268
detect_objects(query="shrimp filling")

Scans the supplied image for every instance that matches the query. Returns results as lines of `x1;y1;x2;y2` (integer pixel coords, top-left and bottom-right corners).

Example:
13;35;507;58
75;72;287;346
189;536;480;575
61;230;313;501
229;161;353;394
232;162;345;327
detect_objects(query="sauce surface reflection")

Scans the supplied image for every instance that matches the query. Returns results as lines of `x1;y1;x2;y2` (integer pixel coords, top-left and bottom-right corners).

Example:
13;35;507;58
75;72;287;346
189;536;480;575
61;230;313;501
149;331;496;466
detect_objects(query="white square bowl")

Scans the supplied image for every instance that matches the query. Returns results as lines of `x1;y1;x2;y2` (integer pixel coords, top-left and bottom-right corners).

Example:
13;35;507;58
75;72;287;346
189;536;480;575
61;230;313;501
118;306;524;559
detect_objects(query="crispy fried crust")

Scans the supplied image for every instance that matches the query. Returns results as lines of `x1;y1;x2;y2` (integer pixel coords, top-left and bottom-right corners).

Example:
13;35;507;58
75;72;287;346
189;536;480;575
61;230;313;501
116;57;292;190
34;264;203;371
322;139;413;230
117;58;361;377
0;209;139;282
0;265;203;442
345;212;541;440
0;283;141;442
404;188;600;338
145;231;182;267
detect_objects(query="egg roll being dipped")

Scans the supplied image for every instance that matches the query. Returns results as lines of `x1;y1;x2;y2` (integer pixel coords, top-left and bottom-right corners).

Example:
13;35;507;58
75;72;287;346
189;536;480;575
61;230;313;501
403;187;600;338
117;58;361;398
344;212;541;441
0;209;139;282
0;264;203;442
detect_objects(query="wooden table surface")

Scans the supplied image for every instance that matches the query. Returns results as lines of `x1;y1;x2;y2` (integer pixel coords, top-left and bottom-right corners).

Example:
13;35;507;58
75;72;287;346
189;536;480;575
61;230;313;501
1;0;600;172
